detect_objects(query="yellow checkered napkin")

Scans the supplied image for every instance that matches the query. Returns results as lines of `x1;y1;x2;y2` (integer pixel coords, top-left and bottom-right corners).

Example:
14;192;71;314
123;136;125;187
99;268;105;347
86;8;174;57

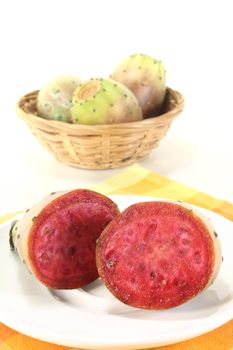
0;164;232;350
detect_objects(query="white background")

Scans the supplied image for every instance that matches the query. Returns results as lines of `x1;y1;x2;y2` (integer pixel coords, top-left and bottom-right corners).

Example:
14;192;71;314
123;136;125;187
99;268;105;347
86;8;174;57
0;0;233;214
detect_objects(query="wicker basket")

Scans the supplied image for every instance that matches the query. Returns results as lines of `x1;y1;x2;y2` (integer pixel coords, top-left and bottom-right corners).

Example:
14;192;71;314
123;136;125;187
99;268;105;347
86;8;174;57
16;87;184;169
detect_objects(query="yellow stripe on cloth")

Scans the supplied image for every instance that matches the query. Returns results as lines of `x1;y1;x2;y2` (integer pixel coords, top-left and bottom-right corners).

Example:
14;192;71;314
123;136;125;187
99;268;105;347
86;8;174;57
0;163;233;350
0;211;23;225
95;163;233;221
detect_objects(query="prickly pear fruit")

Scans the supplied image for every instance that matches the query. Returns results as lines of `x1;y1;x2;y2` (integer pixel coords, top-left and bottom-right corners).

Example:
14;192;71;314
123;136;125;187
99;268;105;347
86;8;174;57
96;200;222;309
111;54;166;117
37;75;82;122
71;78;143;125
9;189;120;289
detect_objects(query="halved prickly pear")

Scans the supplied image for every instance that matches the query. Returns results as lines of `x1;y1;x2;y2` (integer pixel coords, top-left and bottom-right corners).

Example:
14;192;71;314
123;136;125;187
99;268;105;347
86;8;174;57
96;200;222;309
10;189;120;289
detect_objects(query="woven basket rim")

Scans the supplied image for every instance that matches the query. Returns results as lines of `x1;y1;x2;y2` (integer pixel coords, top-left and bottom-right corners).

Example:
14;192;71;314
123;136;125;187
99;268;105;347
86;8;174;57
16;87;184;131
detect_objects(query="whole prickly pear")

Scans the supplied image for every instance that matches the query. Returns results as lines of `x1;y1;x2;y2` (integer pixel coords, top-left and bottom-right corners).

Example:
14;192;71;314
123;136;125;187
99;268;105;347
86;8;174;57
111;54;166;117
37;75;82;122
71;78;142;125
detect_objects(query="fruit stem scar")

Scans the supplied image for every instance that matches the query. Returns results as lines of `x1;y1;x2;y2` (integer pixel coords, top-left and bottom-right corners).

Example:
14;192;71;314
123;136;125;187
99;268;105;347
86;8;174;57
74;80;101;102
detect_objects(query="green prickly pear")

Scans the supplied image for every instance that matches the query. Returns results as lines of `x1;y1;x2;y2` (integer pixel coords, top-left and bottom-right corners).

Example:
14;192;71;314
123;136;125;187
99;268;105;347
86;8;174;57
37;75;82;122
111;54;166;117
71;78;142;125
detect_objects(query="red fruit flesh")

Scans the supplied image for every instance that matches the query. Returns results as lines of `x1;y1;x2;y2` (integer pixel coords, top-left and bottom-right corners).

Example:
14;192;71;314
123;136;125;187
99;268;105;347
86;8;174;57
96;201;215;309
28;190;119;289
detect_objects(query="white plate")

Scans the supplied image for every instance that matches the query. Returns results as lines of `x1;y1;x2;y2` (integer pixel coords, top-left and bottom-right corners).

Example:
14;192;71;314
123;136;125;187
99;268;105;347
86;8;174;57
0;195;233;349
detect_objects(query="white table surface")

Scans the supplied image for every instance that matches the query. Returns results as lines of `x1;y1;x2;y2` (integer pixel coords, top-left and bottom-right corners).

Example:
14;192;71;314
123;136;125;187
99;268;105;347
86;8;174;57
0;0;233;215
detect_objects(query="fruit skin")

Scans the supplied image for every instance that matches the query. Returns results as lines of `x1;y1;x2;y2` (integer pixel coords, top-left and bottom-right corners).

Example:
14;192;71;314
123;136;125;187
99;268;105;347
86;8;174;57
111;54;166;117
37;75;82;122
10;189;120;289
96;200;222;309
71;78;143;125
